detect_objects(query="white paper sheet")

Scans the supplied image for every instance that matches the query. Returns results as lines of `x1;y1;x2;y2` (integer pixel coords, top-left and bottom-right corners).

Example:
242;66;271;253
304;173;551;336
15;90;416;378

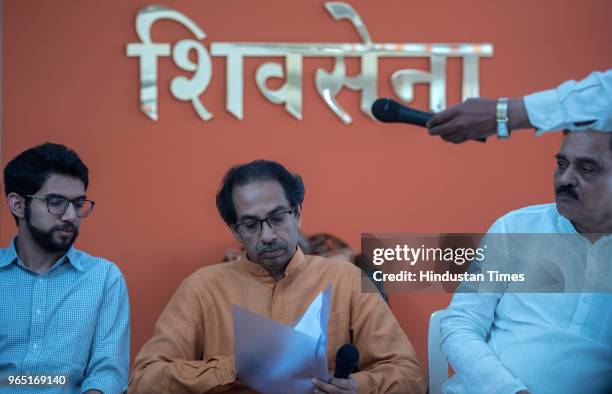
233;285;332;394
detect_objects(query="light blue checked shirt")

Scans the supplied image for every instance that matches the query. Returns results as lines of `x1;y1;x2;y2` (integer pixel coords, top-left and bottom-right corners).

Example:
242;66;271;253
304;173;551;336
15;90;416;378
0;239;129;393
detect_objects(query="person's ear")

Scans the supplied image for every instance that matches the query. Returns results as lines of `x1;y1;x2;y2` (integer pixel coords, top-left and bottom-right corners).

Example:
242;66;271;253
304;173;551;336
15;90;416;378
294;205;302;228
7;193;26;221
230;225;243;243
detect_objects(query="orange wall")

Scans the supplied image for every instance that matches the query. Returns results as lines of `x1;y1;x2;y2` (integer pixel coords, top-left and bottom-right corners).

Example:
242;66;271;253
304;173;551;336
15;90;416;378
3;0;611;374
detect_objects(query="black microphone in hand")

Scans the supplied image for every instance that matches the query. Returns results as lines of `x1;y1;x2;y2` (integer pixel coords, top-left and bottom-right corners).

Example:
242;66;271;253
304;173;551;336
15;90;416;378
333;344;360;379
371;97;432;126
371;98;486;142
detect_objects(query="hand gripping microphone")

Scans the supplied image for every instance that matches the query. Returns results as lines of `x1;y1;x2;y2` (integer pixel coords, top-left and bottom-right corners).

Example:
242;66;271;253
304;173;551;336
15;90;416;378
333;344;360;379
371;98;486;142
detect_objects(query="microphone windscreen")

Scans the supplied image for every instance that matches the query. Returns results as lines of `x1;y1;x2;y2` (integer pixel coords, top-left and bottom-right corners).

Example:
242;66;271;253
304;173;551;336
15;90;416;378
371;98;401;123
334;344;360;379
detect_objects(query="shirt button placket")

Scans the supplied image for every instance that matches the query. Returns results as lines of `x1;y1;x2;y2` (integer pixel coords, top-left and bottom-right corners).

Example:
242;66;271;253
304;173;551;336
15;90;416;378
25;276;47;372
571;247;598;333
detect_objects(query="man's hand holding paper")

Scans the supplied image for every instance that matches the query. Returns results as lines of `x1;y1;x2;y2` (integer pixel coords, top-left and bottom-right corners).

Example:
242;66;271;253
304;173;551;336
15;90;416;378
233;286;331;394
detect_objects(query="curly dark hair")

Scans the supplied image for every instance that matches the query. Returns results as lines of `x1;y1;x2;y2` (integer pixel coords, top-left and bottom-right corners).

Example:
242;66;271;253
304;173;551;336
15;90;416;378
4;142;89;223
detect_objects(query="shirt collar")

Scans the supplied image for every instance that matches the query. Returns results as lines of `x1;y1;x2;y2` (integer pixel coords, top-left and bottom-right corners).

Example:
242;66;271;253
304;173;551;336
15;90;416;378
0;237;83;272
554;207;578;234
65;247;83;271
0;240;18;268
554;205;612;244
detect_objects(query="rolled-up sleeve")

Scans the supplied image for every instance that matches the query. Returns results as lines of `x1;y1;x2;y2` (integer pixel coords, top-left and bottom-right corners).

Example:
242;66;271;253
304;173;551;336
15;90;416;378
350;271;426;394
524;69;612;134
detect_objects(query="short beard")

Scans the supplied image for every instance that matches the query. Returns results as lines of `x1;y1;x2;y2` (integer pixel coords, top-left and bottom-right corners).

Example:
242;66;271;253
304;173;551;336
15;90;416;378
25;205;78;253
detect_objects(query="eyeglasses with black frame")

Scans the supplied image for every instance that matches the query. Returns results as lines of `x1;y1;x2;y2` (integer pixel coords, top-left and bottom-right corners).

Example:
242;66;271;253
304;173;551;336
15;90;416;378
26;194;96;218
234;207;295;237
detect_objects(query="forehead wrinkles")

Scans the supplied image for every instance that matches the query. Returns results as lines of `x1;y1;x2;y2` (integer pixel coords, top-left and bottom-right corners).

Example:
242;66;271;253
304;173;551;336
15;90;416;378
560;133;612;167
232;181;289;217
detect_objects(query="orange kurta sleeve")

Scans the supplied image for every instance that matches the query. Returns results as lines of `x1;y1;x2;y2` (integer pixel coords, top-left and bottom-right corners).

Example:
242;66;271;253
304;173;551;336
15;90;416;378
349;271;427;394
128;279;237;394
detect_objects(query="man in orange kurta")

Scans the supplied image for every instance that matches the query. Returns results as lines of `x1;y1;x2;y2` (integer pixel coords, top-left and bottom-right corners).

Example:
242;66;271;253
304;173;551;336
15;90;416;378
129;160;426;394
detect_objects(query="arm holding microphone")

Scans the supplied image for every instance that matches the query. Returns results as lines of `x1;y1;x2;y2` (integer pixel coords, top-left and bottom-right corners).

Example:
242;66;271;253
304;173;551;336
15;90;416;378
427;97;529;143
313;265;427;394
312;376;358;394
371;98;487;142
350;272;426;394
427;69;612;143
312;345;360;394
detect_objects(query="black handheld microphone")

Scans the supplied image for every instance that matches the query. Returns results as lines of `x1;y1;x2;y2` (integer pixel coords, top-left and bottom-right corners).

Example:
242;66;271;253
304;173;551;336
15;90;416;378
371;98;486;142
333;344;360;379
371;97;432;126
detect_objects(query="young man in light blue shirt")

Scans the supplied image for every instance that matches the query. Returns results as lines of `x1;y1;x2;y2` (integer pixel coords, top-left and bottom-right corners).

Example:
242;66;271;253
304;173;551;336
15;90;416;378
0;143;129;393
